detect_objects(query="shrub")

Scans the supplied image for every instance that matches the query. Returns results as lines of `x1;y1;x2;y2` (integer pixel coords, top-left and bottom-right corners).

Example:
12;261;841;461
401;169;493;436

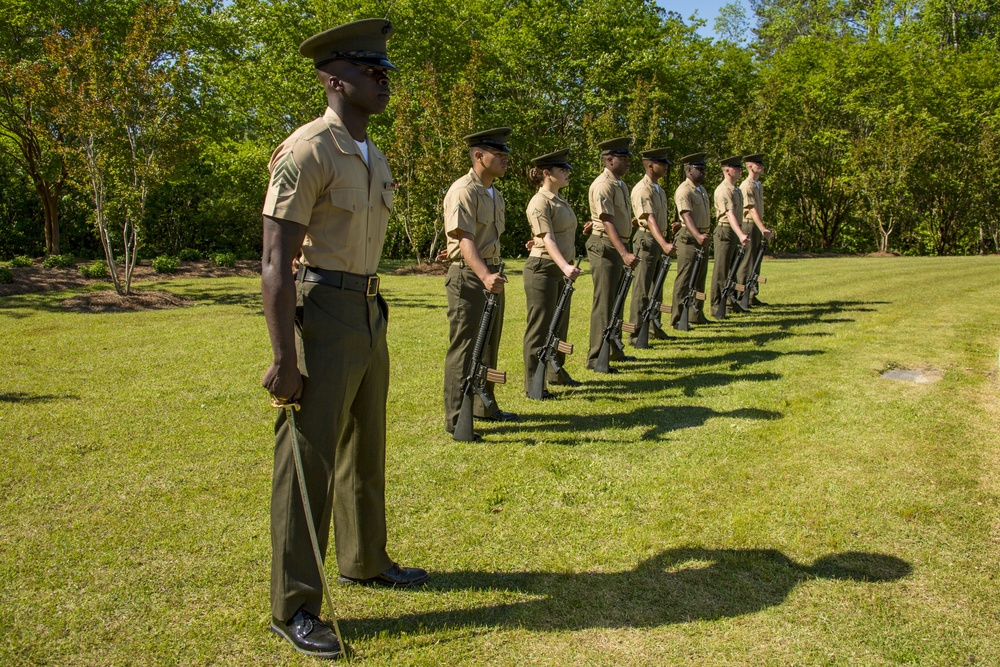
79;261;108;279
152;255;180;273
42;254;75;269
238;247;260;261
10;255;32;267
211;251;236;268
0;267;12;284
178;248;201;262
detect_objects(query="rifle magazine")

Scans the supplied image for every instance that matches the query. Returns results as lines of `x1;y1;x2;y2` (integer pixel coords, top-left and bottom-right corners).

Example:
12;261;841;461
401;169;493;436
485;369;507;384
557;341;573;355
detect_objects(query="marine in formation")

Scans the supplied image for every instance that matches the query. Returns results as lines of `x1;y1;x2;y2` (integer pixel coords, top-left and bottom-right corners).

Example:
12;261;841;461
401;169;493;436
260;18;426;661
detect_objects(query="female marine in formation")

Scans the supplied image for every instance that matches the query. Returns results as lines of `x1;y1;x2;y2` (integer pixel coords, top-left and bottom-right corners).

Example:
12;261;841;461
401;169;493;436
522;149;583;398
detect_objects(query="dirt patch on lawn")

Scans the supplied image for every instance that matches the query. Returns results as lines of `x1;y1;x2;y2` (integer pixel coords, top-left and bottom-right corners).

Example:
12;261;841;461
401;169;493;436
60;289;194;313
392;262;448;276
0;259;261;297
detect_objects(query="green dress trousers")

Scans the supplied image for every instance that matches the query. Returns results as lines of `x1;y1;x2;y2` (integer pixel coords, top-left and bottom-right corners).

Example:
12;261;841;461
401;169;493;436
523;256;573;391
711;224;740;316
270;280;393;623
628;229;662;341
586;234;625;367
444;262;506;432
670;229;708;328
737;222;761;296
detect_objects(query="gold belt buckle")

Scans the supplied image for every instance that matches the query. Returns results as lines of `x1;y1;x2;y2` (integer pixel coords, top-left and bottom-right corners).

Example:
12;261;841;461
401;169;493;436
366;275;379;297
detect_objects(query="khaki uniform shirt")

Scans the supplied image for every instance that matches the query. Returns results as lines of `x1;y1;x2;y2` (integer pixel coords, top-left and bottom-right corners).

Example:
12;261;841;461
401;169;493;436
631;175;670;237
740;176;764;224
588;168;633;239
444;169;505;261
674;179;711;233
262;107;393;275
527;189;578;262
713;180;744;226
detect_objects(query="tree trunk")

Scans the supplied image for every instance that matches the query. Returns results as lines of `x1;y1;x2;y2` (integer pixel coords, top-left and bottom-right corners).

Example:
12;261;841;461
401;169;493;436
35;178;62;256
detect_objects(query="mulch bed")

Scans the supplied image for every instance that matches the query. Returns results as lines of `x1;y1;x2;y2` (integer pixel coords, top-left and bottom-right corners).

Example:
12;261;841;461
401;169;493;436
59;290;194;313
391;262;448;276
0;259;261;298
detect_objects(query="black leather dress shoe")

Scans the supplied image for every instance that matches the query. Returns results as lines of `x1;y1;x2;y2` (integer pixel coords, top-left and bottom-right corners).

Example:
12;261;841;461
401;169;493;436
446;429;483;441
752;297;767;306
270;608;342;660
339;563;429;588
622;355;637;362
549;372;582;387
478;410;519;422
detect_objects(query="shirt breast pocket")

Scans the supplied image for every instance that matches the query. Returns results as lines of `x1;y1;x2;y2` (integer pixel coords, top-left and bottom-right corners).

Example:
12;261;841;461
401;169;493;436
325;188;367;247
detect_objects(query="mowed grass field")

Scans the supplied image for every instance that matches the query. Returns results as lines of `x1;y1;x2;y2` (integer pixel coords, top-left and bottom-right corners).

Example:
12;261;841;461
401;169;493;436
1;255;999;666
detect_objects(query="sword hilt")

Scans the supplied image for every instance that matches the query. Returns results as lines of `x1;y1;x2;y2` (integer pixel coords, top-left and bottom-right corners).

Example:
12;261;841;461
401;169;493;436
270;397;300;411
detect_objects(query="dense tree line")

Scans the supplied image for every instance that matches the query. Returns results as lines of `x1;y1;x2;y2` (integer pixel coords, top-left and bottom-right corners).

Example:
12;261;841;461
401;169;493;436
1;0;998;264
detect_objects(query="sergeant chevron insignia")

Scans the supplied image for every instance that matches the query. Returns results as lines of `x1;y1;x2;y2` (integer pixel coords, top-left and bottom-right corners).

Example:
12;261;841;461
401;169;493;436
271;153;300;194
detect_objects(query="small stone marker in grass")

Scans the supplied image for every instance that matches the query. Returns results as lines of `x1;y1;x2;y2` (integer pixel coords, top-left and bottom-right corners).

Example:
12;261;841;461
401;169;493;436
881;368;941;383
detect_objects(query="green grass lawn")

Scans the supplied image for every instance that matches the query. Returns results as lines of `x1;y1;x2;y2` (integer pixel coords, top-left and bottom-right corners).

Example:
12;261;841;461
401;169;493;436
1;256;999;666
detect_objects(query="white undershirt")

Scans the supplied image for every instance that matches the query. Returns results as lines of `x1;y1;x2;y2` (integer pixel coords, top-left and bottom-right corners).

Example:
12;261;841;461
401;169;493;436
486;186;495;199
355;139;369;166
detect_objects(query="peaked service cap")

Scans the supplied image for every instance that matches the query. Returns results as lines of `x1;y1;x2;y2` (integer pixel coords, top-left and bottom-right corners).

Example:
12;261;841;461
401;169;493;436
640;147;672;164
721;155;744;168
598;137;633;156
679;152;707;166
464;128;512;153
530;149;572;169
743;153;765;164
299;19;398;71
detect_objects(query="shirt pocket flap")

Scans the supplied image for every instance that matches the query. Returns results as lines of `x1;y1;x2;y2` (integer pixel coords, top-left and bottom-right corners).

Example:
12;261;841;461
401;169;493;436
382;189;394;209
330;189;360;213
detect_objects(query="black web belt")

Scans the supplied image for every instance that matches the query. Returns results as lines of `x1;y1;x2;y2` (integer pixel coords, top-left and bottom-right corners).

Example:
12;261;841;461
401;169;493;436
298;265;379;297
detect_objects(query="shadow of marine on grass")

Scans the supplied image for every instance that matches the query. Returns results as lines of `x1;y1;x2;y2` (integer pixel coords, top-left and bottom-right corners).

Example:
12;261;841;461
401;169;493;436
346;548;911;636
486;405;782;444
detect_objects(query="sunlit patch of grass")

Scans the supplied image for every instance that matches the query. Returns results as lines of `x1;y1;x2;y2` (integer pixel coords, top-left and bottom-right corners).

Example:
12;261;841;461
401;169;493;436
1;257;999;665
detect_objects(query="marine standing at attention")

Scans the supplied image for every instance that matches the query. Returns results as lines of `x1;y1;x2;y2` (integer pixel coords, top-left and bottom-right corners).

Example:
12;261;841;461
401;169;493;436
260;19;427;661
627;147;676;344
710;155;750;318
738;153;773;307
443;128;518;440
523;149;583;398
671;153;712;329
586;137;639;373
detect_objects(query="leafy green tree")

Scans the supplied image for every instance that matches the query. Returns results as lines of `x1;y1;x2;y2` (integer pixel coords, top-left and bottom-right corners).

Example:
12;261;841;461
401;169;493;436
50;3;192;294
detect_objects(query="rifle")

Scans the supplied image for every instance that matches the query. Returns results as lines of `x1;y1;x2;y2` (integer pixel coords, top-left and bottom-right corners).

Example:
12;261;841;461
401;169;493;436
713;243;747;320
454;263;508;442
594;266;634;373
675;247;706;332
633;253;672;349
738;240;768;311
527;257;582;400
